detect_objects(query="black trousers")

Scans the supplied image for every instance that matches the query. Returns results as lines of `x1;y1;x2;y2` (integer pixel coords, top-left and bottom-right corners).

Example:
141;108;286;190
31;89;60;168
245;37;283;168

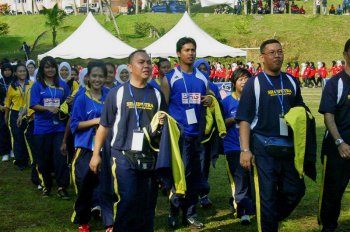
0;111;11;156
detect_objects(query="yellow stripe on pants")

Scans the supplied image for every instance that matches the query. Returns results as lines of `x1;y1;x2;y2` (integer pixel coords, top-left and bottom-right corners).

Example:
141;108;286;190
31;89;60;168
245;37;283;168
253;164;262;232
112;157;121;220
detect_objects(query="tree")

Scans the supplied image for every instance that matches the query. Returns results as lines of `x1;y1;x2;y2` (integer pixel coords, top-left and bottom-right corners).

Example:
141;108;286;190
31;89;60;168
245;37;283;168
43;4;66;47
0;22;9;36
101;0;121;37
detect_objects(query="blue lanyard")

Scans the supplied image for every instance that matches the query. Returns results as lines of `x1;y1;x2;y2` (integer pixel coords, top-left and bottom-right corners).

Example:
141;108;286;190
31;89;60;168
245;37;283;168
1;77;9;91
181;70;192;108
45;83;57;99
17;81;26;101
263;72;285;115
128;83;149;130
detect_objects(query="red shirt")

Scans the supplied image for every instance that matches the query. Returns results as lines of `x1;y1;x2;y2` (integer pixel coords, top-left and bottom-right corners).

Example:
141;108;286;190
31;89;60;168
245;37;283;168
227;68;233;79
255;67;262;75
151;64;159;78
319;67;328;78
292;67;299;78
302;66;310;78
309;67;316;78
210;69;215;78
329;66;339;76
286;67;292;75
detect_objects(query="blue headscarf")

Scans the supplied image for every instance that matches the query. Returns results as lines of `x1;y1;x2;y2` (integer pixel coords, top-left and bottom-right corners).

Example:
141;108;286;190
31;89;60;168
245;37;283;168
194;59;210;77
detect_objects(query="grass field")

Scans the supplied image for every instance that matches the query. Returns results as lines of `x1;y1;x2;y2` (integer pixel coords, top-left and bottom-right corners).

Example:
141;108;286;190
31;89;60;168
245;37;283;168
1;87;350;232
0;0;349;66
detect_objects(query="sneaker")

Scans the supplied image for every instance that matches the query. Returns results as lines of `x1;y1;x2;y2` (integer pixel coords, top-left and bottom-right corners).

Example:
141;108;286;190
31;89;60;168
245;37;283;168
10;151;14;158
105;227;113;232
185;216;204;229
78;224;90;232
168;214;179;228
91;205;101;220
240;215;251;225
199;195;212;208
57;188;70;200
2;154;9;161
42;189;51;197
37;185;43;190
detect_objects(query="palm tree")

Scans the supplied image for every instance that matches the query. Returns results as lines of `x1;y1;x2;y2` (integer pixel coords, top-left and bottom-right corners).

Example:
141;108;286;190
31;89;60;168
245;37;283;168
43;4;66;47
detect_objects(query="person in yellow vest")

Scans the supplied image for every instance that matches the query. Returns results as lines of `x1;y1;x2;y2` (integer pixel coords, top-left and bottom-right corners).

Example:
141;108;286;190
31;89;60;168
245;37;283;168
4;63;33;170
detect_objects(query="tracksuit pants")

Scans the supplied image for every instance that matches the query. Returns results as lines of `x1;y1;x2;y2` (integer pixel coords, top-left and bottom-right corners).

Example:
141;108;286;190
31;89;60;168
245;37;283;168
199;141;211;196
24;120;41;186
9;110;28;168
72;148;100;225
34;132;69;192
170;136;204;218
253;134;305;232
225;150;255;218
0;111;11;157
111;149;158;232
319;146;350;231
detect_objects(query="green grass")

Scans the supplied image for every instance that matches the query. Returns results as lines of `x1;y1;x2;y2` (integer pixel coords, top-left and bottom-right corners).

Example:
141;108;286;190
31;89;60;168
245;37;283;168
1;88;350;232
0;2;348;65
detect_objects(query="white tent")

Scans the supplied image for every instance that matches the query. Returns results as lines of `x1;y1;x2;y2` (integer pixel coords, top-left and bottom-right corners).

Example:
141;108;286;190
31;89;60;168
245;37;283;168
200;0;235;7
144;12;246;58
38;13;136;60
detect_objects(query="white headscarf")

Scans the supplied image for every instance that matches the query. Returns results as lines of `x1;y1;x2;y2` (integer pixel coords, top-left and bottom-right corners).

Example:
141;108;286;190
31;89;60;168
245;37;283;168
317;62;323;69
79;68;88;88
26;59;36;82
115;64;130;84
58;62;72;81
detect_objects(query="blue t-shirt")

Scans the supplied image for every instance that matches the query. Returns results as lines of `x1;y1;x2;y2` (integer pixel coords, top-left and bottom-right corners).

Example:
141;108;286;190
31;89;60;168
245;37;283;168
166;67;207;136
70;90;107;151
319;70;350;143
148;78;161;92
30;80;70;135
236;72;304;137
222;94;240;153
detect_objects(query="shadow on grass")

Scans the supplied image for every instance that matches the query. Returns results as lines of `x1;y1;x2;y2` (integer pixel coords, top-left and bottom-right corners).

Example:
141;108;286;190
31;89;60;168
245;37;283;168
0;35;24;58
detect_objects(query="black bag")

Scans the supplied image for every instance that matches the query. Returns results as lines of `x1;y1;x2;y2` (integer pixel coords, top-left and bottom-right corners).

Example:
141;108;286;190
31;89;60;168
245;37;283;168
124;151;155;171
254;133;294;158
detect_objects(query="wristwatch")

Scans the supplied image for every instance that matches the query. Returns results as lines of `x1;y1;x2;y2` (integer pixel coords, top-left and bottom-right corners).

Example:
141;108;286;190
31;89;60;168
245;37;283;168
241;148;250;152
335;138;344;146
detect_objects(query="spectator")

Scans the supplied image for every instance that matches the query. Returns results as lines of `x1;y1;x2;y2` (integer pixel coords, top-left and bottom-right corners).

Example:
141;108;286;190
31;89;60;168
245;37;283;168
329;4;336;14
252;0;258;13
300;5;305;14
336;4;343;14
247;0;252;14
316;0;321;14
322;0;327;14
286;0;290;13
20;42;30;61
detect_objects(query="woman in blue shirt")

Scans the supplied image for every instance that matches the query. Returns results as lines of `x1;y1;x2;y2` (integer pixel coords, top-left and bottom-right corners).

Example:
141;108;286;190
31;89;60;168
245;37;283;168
221;68;254;224
70;61;108;232
30;56;71;198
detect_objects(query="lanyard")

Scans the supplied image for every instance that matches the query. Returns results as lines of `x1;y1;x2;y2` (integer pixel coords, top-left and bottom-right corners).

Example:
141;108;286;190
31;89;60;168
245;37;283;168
45;82;57;99
128;83;149;130
263;71;285;115
88;90;104;115
181;70;192;108
1;77;9;91
17;81;26;101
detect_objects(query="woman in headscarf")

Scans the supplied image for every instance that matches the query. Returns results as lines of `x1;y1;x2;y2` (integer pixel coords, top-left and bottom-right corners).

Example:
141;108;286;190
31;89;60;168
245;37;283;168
59;62;79;93
115;64;130;86
26;59;37;82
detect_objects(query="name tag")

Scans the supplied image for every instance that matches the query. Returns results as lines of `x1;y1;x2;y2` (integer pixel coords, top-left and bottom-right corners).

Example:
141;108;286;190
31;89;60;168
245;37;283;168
182;93;201;104
279;116;288;136
44;98;60;107
186;108;198;125
131;130;144;152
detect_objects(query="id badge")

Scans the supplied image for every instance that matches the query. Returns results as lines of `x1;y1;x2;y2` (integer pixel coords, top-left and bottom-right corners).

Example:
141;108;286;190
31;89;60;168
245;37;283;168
186;108;197;125
279;115;288;136
131;130;144;151
44;98;60;107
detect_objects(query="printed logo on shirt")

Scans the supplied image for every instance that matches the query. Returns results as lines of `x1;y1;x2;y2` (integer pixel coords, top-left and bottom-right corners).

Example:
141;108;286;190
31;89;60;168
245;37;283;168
126;102;154;110
87;110;93;115
267;89;293;97
230;110;237;118
40;91;46;95
181;93;201;104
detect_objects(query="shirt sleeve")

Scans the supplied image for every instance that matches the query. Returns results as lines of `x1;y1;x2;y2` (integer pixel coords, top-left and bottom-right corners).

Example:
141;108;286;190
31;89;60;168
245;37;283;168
236;77;256;123
70;94;86;134
30;82;41;108
319;78;337;114
100;88;118;128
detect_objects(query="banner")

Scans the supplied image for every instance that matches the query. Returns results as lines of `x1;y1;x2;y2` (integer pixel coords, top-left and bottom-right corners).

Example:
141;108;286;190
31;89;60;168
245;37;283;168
214;82;232;99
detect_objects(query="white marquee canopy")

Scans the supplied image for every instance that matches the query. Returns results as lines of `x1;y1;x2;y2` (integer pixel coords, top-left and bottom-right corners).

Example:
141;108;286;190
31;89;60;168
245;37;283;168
38;12;136;60
144;12;246;58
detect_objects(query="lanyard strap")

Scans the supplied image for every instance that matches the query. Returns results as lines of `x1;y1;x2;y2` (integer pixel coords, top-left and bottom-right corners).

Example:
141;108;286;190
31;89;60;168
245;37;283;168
18;81;26;101
181;70;192;108
128;83;148;130
263;71;285;115
46;83;57;99
1;78;9;91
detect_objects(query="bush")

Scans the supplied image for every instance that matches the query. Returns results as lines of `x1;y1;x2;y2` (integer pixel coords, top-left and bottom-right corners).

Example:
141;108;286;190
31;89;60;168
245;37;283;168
0;22;9;36
134;21;153;37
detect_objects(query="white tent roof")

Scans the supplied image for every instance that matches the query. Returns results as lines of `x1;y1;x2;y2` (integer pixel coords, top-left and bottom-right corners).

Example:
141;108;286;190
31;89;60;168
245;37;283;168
200;0;235;7
38;13;136;60
144;12;246;58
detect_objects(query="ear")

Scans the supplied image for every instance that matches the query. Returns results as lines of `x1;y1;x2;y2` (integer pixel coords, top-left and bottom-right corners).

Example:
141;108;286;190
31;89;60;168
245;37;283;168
127;64;132;73
259;54;264;63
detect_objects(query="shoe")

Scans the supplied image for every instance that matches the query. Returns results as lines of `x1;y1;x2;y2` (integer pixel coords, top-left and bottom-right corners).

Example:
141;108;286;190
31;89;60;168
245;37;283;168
37;185;42;190
57;188;70;200
186;216;204;229
199;195;213;208
240;215;251;225
168;214;179;228
10;151;14;158
78;224;90;232
105;227;113;232
91;205;101;220
2;154;9;161
42;189;51;197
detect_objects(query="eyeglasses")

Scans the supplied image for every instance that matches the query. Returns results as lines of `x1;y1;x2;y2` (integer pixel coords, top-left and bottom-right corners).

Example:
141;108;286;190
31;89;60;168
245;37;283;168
262;50;284;57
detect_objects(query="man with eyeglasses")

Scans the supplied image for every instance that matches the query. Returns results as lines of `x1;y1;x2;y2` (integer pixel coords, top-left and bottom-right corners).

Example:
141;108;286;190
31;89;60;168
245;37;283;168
236;39;306;232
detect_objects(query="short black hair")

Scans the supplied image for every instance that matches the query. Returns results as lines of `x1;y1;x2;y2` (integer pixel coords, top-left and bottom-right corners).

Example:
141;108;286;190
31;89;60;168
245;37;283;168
231;68;252;90
128;49;147;64
37;56;59;88
105;62;115;71
176;37;196;53
87;60;107;77
157;58;170;67
344;39;350;52
260;39;281;54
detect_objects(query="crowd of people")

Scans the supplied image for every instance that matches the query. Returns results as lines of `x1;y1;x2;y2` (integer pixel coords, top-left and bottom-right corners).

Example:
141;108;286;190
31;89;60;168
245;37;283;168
0;37;350;232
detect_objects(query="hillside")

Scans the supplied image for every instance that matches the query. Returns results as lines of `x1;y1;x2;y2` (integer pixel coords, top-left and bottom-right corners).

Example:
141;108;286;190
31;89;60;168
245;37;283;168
0;5;349;66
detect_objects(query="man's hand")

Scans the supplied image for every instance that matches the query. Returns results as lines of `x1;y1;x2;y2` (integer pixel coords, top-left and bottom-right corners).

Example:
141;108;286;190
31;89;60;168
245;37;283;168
46;107;59;114
90;154;101;174
201;95;213;107
0;105;5;112
60;142;68;156
17;116;23;128
338;142;350;159
158;113;166;125
240;151;253;171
